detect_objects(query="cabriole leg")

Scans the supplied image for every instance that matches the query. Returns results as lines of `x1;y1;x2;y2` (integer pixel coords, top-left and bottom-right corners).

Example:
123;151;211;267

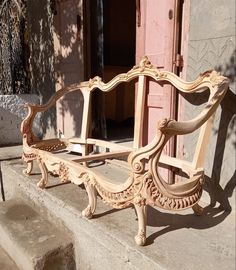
37;158;48;189
134;204;147;246
23;161;33;175
82;182;97;219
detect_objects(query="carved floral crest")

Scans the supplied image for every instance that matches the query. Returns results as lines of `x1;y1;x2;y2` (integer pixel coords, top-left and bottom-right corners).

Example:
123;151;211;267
58;162;69;182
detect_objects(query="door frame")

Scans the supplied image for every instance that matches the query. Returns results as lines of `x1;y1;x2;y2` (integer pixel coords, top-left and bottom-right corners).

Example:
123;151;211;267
135;0;186;183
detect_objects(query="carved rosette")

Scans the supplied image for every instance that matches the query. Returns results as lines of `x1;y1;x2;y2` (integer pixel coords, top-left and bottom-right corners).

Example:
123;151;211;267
200;70;226;88
133;194;146;207
158;72;167;78
88;76;102;88
209;71;225;87
58;162;69;182
132;161;145;174
132;56;153;72
78;172;95;186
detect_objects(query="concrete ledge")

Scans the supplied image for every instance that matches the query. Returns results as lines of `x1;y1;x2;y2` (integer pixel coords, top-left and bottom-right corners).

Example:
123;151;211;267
0;145;23;161
0;198;75;270
1;160;235;270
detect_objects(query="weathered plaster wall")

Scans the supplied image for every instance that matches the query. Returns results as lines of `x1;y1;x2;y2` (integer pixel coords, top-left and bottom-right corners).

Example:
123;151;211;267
53;0;84;139
0;0;56;145
0;95;41;145
27;0;56;138
185;0;236;210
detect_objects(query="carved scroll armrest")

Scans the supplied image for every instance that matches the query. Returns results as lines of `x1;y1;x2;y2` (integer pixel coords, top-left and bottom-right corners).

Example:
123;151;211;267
21;103;42;145
128;73;229;178
159;75;229;136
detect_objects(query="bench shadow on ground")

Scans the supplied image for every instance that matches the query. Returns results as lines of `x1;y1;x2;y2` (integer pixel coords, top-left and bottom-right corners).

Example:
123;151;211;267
145;205;230;246
89;201;230;247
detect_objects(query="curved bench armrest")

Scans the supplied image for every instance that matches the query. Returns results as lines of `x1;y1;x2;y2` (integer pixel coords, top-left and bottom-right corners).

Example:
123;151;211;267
21;83;82;145
159;73;229;136
128;71;229;180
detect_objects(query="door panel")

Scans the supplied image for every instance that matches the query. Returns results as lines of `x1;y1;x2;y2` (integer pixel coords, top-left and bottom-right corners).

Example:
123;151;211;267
136;0;178;142
136;0;180;182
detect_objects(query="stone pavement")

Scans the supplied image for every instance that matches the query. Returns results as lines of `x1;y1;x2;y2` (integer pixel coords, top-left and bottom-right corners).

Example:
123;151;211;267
0;146;235;270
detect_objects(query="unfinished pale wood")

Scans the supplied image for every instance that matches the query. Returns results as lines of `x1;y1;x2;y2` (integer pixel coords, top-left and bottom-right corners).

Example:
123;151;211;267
86;138;131;151
133;75;146;149
192;115;215;169
21;56;229;246
72;150;131;163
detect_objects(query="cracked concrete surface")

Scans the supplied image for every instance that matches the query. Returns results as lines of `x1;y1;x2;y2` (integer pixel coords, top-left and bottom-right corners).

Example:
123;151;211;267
1;158;235;270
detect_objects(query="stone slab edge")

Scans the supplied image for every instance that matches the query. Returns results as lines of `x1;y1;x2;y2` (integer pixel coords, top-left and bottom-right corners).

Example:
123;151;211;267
0;214;36;270
0;198;75;270
1;161;165;270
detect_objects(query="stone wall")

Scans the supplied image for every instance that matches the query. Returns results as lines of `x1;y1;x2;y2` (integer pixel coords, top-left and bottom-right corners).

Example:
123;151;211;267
184;0;236;210
0;94;41;146
27;0;56;138
0;0;56;145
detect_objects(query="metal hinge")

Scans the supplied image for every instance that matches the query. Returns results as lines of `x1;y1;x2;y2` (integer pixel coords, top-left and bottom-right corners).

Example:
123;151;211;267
174;53;184;68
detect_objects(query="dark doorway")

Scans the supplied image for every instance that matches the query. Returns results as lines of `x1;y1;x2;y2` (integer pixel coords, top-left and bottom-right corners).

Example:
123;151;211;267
84;0;136;141
103;0;136;141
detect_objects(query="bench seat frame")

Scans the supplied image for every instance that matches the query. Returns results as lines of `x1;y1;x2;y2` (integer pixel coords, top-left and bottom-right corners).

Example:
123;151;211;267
21;56;229;246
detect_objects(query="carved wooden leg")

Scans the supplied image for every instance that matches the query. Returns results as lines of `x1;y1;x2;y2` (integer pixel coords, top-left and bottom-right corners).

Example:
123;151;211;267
82;182;97;219
23;161;33;175
192;203;204;216
37;158;48;189
134;204;147;246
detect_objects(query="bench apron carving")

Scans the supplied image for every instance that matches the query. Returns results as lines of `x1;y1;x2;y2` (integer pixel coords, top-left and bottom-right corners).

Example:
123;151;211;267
21;56;229;246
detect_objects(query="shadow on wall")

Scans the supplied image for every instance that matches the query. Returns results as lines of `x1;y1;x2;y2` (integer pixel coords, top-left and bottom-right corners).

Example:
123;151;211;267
181;50;235;211
27;0;56;137
204;49;236;211
27;0;83;138
53;0;84;138
57;91;84;137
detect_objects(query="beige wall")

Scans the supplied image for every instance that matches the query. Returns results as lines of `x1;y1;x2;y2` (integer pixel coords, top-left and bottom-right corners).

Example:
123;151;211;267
184;0;236;210
53;0;84;138
27;0;56;138
27;0;84;139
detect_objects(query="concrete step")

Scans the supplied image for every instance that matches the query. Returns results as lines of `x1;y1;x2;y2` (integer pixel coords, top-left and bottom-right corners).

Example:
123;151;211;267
0;245;20;270
1;159;236;270
0;198;75;270
0;145;23;161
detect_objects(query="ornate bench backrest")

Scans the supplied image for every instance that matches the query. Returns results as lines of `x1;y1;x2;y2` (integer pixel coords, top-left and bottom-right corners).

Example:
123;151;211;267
21;56;229;173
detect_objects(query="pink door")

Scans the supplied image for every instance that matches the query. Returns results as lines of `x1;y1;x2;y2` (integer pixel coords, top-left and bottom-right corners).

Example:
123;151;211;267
136;0;182;181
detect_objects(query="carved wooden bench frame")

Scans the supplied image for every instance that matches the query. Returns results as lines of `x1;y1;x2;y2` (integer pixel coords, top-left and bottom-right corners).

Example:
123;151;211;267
21;56;229;246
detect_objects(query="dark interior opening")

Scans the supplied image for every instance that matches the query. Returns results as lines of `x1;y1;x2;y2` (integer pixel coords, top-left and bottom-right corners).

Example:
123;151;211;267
103;0;136;141
85;0;136;140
